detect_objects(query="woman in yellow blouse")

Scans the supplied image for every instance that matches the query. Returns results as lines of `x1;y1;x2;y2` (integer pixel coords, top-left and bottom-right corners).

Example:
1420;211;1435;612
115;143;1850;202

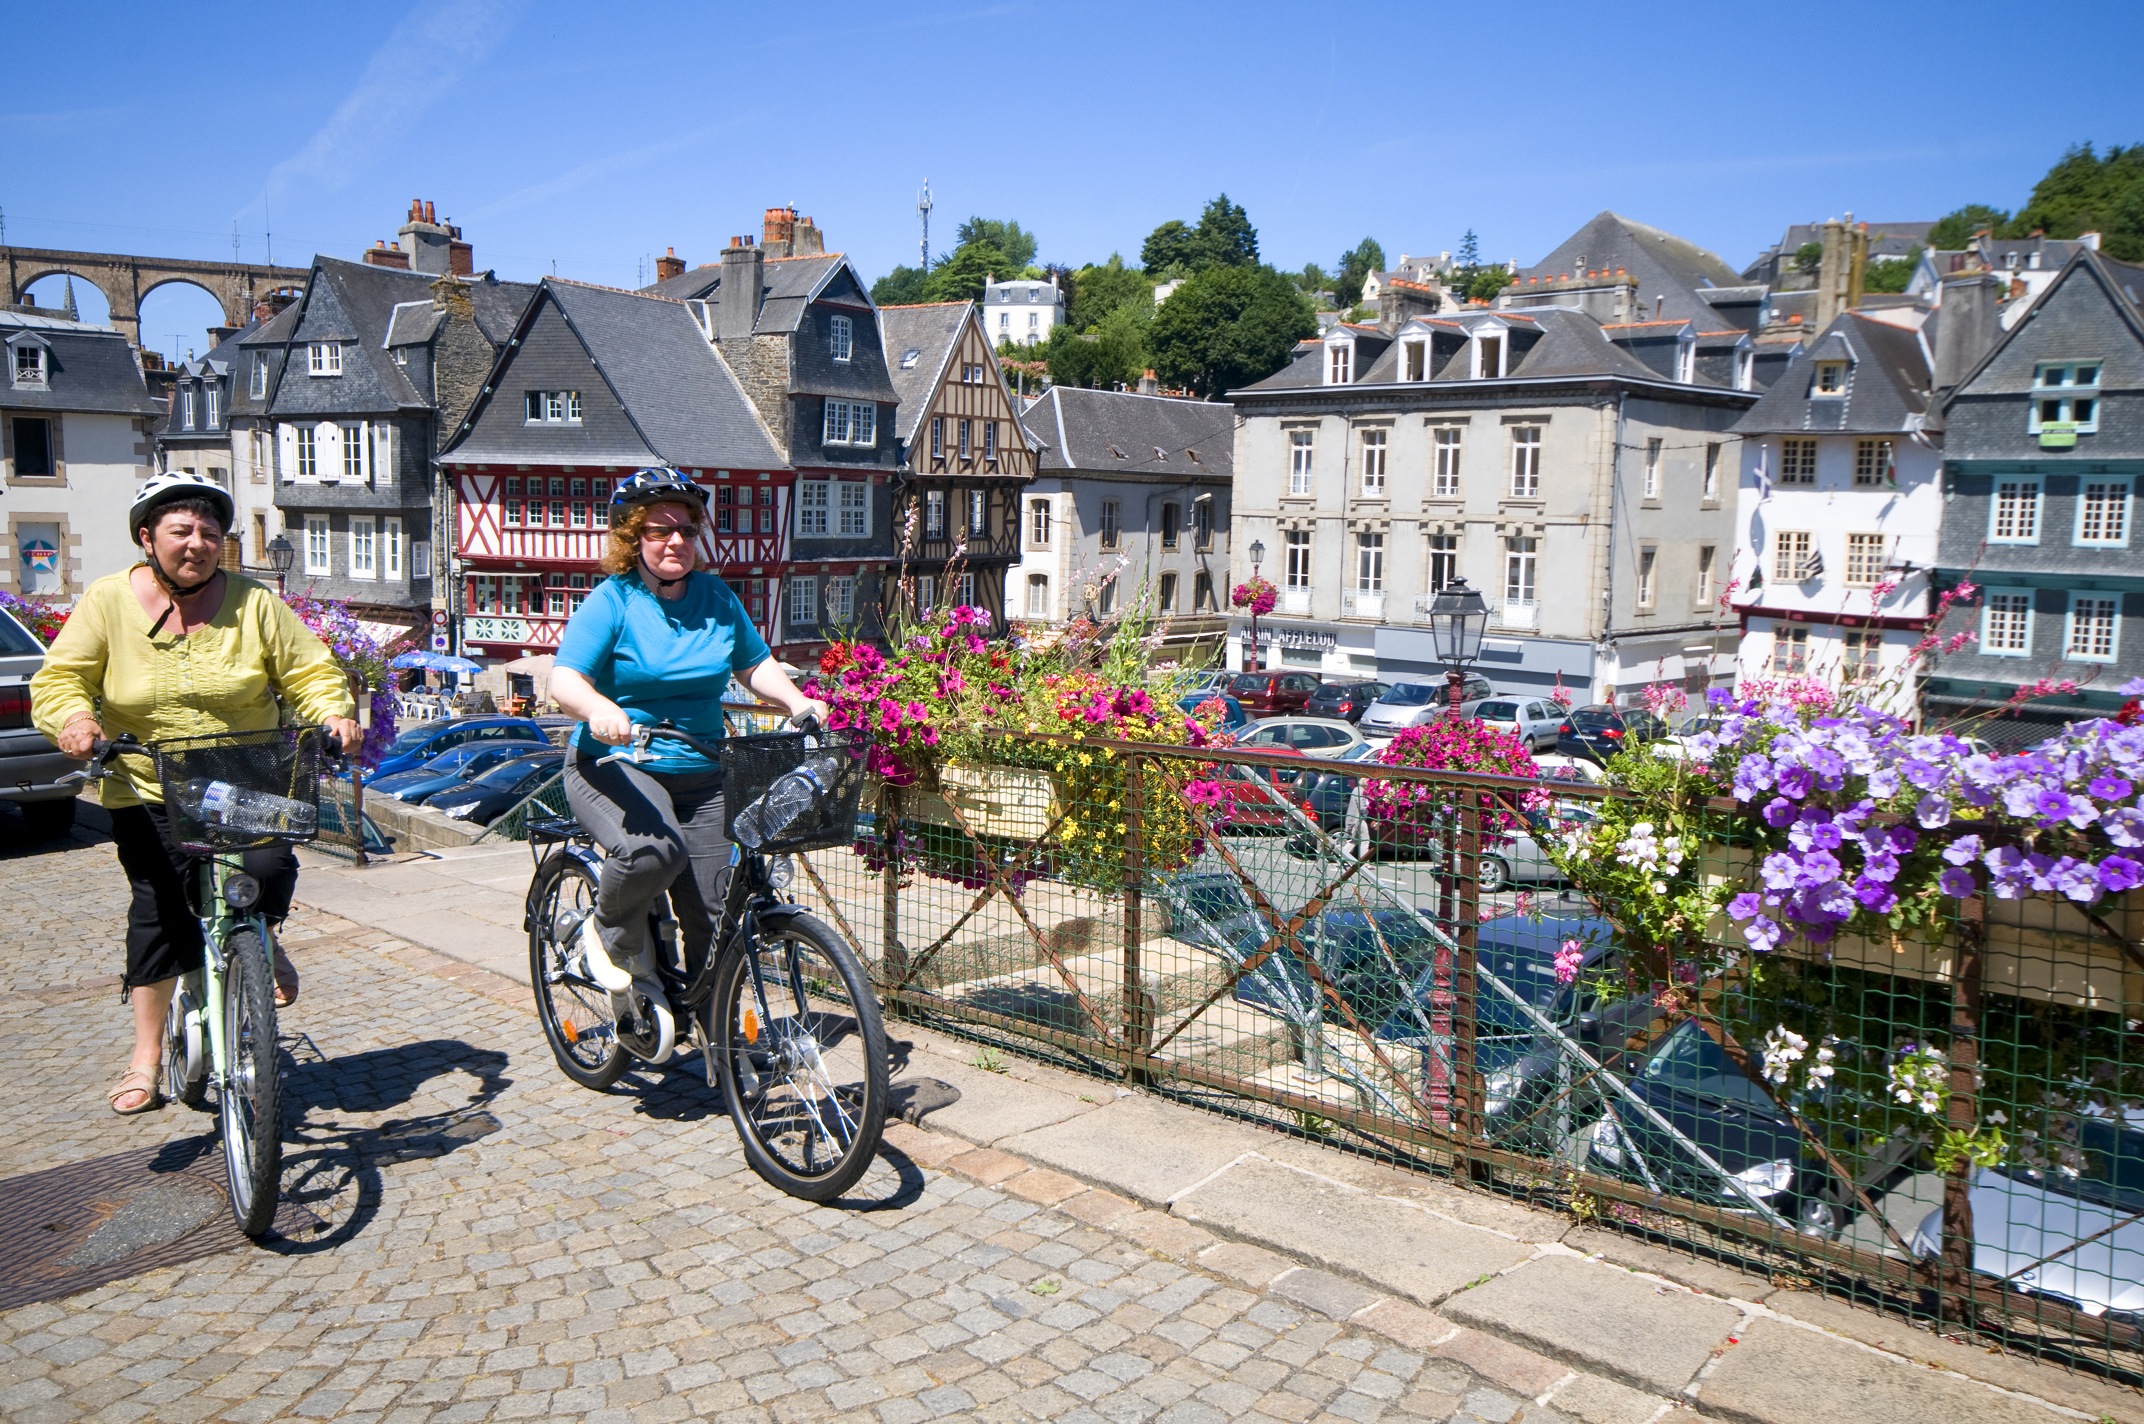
31;473;359;1114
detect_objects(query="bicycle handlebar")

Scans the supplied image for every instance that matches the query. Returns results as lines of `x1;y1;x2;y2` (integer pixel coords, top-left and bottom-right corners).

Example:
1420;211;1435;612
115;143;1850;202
596;715;823;768
69;728;346;783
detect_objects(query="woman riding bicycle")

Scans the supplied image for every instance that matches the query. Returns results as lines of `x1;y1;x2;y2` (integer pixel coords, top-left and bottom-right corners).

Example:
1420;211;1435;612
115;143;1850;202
549;467;825;1016
30;473;361;1115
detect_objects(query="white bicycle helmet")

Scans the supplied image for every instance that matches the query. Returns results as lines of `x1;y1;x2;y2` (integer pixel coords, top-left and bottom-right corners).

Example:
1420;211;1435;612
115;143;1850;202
130;471;234;539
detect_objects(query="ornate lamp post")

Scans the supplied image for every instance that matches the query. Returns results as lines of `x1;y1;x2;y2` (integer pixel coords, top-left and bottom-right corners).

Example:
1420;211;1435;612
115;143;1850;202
267;534;294;595
1426;576;1488;720
1246;538;1266;672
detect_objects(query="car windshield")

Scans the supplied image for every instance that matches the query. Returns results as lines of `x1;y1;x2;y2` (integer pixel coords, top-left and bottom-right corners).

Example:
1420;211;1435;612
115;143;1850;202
1381;683;1438;706
0;609;41;656
1638;1022;1778;1113
473;754;558;788
1169;877;1258;930
1996;1116;2144;1212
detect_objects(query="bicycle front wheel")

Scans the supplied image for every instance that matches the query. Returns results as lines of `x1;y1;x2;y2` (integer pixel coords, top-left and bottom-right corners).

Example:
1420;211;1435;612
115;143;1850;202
528;850;628;1089
712;911;888;1201
219;928;283;1236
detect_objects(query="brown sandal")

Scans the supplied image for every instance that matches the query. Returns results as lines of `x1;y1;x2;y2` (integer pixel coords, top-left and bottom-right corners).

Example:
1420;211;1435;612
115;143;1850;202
107;1067;163;1116
272;946;300;1008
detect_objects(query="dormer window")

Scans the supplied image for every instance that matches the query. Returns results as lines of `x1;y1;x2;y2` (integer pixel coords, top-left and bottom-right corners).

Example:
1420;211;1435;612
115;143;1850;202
11;342;47;388
307;341;343;376
2031;361;2101;438
829;313;853;363
181;386;196;430
250;352;268;397
1734;345;1755;392
1475;334;1504;379
1813;361;1847;396
1327;342;1352;384
1403;340;1426;381
1675;335;1696;384
206;384;220;428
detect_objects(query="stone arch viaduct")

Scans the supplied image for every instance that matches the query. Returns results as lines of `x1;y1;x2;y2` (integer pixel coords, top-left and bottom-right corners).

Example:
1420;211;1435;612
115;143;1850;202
2;245;312;346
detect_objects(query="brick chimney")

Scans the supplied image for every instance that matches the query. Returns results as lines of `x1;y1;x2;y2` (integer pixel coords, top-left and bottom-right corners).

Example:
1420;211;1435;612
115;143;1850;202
762;206;798;259
361;238;411;270
396;198;472;276
715;237;765;339
655;246;686;282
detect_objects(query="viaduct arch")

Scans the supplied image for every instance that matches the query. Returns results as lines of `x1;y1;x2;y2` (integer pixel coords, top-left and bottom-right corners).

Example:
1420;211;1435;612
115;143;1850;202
2;245;312;346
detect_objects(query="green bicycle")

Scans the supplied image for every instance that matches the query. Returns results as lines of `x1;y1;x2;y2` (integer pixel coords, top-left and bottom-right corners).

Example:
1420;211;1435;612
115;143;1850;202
79;726;338;1236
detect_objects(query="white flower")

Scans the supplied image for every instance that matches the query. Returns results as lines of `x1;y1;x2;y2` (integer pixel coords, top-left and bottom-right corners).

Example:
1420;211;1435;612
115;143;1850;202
1761;1026;1809;1086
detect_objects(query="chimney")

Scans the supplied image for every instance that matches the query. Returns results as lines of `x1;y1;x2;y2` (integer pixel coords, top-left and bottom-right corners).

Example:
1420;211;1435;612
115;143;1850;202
362;238;411;270
447;223;473;277
762;206;797;259
1138;370;1160;395
792;215;824;257
1934;271;2002;397
2080;231;2103;251
397;198;462;276
715;237;765;340
655;246;686;282
1814;217;1868;327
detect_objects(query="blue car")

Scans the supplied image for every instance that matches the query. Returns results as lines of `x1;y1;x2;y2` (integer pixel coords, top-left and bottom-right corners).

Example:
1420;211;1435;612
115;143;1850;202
369;716;551;778
1180;693;1252;737
371;743;542;804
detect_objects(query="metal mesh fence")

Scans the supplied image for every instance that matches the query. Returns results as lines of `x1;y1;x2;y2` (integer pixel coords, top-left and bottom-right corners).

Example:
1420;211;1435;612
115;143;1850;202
774;731;2144;1386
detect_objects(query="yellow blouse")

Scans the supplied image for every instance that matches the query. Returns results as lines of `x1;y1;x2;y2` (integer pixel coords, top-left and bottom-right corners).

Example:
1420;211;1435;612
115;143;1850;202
30;569;357;808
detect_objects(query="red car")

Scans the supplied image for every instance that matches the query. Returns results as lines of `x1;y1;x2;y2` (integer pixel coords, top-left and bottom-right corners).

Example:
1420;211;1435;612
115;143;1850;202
1215;747;1315;830
1227;670;1323;715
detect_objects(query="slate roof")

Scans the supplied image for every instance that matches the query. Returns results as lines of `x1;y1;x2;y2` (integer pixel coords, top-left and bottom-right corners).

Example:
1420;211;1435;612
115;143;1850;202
1742;220;1937;281
1942;248;2144;400
1732;310;1932;436
0;308;159;416
1019;386;1234;477
1238;305;1675;392
642;253;857;336
157;317;262;438
876;302;973;442
1524;212;1742;323
443;279;785;471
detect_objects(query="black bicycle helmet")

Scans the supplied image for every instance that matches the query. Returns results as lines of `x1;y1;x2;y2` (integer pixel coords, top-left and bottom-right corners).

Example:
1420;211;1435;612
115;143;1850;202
609;466;709;523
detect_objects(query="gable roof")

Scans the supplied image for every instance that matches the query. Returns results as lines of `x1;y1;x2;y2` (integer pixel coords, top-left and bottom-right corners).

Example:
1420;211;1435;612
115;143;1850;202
1019;385;1234;477
0;308;159;416
1524;212;1741;324
442;279;785;470
1733;309;1932;435
641;252;862;335
1939;247;2144;407
876;302;973;442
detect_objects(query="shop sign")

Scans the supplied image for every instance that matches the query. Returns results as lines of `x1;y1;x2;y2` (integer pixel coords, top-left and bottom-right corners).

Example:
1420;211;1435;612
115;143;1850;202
465;616;530;643
2039;421;2078;449
1254;626;1337;652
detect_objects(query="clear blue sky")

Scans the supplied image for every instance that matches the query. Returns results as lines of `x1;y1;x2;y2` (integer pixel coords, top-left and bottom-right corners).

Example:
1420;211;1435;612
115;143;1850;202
11;0;2141;360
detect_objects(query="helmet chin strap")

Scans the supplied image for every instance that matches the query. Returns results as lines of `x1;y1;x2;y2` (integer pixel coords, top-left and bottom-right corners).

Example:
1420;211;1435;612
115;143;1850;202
639;555;688;591
142;547;219;637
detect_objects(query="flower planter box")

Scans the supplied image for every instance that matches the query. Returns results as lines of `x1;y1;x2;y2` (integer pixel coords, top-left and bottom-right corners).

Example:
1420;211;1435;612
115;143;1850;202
906;764;1064;842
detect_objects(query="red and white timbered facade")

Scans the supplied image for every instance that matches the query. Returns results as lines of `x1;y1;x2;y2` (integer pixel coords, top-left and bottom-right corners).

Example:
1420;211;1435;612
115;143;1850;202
452;464;791;657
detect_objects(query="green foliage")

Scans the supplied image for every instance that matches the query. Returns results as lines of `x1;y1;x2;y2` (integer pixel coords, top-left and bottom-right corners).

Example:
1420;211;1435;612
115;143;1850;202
1148;263;1315;398
1044;303;1149;389
955;216;1038;270
1141;193;1261;276
1141;219;1200;276
1792;241;1824;275
1927;203;2010;251
1332;236;1386;307
2006;142;2144;261
1065;253;1152;332
1862;248;1922;295
870;264;930;307
1456;229;1480;268
923;241;1010;304
1295;262;1331;296
1456;265;1514;303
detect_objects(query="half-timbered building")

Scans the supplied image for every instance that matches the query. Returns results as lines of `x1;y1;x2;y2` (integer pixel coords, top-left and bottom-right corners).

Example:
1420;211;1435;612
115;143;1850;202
879;301;1036;622
437;278;788;661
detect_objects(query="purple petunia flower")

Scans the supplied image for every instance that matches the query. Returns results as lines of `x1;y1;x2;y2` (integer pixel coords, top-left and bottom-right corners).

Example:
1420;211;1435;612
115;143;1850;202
1863;849;1900;883
1734;754;1776;801
1728;891;1766;922
2121;677;2144;697
1853;878;1900;913
1901;757;1944;790
1887;825;1920;853
1916;794;1952;829
2098;855;2144;892
1939;867;1978;897
1806;747;1848;791
1984;846;2031;899
1776;764;1814;800
2103;808;2144;848
1835;800;1875;834
1789;816;1843;852
1943;834;1984;865
2050;856;2103;904
1761;852;1800;891
1866;766;1902;799
1797;849;1843;886
2004;781;2048;818
2090;774;2134;802
1744;915;1784;953
1762;797;1799;828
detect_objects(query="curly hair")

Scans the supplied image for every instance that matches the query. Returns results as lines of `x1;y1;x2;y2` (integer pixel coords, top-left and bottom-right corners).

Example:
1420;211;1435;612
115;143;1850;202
600;498;705;576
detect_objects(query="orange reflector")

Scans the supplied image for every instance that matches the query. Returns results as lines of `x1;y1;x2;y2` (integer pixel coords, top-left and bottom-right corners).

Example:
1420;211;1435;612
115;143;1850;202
741;1006;761;1044
560;1018;579;1045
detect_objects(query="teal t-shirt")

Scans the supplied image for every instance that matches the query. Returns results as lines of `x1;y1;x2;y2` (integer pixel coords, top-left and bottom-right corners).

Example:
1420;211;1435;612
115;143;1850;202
554;572;770;774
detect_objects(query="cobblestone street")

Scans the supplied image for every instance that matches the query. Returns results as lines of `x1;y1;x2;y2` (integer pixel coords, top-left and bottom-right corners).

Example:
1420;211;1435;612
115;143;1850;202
1;822;1568;1424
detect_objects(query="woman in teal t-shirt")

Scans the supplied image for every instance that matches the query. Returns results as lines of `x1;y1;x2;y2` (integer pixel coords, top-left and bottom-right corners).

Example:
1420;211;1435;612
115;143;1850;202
549;468;825;1035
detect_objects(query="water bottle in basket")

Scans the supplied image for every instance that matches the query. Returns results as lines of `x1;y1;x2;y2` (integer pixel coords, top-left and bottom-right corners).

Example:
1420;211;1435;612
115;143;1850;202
732;755;840;849
174;778;319;838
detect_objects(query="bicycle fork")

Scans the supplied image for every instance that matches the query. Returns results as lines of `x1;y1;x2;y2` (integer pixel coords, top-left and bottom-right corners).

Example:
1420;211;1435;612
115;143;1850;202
191;858;269;1099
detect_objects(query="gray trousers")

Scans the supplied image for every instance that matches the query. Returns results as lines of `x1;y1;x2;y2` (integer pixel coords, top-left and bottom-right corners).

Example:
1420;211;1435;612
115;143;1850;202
562;745;731;970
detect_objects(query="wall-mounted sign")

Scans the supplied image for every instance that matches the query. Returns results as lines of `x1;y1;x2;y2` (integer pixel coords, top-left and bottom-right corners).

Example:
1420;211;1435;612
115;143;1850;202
2040;421;2078;449
1255;626;1337;651
465;616;530;643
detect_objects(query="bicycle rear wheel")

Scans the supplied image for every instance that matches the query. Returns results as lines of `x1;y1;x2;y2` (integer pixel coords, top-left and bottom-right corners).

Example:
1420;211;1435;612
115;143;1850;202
529;851;628;1089
219;928;282;1236
712;911;888;1201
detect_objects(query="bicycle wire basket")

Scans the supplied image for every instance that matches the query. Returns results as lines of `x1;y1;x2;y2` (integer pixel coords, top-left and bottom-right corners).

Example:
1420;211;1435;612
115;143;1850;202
149;725;336;855
719;728;870;854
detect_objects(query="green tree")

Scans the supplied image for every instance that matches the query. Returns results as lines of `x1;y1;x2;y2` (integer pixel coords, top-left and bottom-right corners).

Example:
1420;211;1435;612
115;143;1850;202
1927;203;2010;250
1792;241;1824;276
955;217;1038;270
1296;262;1331;295
1862;248;1922;295
1456;229;1480;268
1141;219;1200;276
1042;302;1150;390
871;265;930;307
2006;143;2144;260
1065;254;1153;332
1332;236;1386;307
923;241;1010;304
1148;264;1315;398
1191;193;1259;268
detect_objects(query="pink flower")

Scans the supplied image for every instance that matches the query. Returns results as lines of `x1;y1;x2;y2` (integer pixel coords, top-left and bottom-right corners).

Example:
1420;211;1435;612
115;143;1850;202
1553;939;1584;984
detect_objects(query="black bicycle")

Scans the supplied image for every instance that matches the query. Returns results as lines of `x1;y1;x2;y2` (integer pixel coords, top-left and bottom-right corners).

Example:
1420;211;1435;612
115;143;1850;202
522;721;890;1201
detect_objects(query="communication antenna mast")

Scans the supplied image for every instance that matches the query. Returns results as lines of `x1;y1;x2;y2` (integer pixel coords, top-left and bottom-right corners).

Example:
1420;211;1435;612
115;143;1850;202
917;180;933;269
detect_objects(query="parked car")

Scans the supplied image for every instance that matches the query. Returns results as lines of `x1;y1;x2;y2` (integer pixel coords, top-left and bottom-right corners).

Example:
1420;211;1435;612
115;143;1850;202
1909;1115;2144;1331
1480;802;1600;893
1236;717;1369;759
1361;676;1494;736
0;605;79;839
370;716;551;778
1470;696;1566;752
372;743;544;804
1555;705;1667;766
1531;753;1605;785
1154;869;1270;954
1213;747;1317;832
1227;670;1324;715
1180;693;1253;738
1305;680;1390;723
1170;668;1234;701
425;750;565;825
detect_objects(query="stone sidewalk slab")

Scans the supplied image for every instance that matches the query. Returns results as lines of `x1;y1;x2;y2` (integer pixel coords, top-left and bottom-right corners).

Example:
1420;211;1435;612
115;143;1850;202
1693;1318;2073;1424
997;1091;1273;1204
1173;1155;1535;1306
1439;1254;1740;1395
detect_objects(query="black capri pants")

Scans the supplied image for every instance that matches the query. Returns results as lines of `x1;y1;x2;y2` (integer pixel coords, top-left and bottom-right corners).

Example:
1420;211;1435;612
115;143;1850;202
107;801;298;988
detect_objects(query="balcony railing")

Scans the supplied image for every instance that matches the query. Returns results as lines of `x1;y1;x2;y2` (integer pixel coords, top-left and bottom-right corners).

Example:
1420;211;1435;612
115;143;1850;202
1497;598;1539;630
1280;588;1312;616
1342;589;1385;620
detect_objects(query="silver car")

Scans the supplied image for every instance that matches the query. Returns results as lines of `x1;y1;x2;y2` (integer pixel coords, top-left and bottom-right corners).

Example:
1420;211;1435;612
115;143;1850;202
1472;696;1565;752
1362;676;1493;736
0;605;79;840
1236;717;1369;759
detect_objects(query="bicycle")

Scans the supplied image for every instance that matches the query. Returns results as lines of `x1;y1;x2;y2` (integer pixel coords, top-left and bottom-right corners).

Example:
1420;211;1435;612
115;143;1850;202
75;725;339;1236
522;720;890;1201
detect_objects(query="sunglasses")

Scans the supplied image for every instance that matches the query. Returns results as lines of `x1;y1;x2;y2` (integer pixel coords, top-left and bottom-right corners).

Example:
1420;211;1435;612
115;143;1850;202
640;522;702;543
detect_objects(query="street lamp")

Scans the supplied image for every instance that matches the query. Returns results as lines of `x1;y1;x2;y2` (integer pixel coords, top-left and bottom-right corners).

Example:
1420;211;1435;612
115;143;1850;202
1426;576;1488;720
267;534;294;594
1247;538;1266;672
